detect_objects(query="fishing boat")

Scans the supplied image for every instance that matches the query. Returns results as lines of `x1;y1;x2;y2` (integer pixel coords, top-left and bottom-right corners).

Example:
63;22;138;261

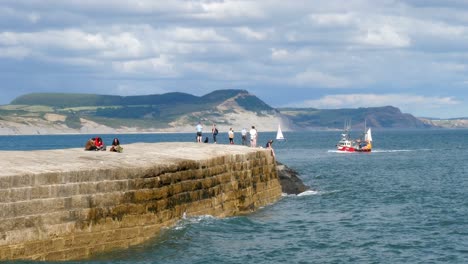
276;124;285;141
336;121;372;153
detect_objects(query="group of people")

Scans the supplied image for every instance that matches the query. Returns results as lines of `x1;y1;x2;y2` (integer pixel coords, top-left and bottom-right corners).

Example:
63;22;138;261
195;123;274;156
82;125;274;157
196;123;260;147
84;137;123;152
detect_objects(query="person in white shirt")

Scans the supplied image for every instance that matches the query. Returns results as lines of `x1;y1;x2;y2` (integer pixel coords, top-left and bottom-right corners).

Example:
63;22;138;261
249;126;257;147
196;122;203;143
228;128;234;144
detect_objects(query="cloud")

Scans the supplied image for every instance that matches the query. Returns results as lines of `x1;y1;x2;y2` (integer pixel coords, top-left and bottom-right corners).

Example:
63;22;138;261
235;27;267;41
293;70;350;88
308;13;354;27
167;27;229;42
196;1;266;20
0;46;30;59
270;48;289;60
357;25;411;48
1;1;468;117
0;29;146;58
113;55;177;77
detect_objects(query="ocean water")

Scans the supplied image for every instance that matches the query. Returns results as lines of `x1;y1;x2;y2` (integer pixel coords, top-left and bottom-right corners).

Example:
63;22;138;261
2;129;468;263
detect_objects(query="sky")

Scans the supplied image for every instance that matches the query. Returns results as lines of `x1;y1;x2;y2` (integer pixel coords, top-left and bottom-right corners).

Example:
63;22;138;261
1;0;468;118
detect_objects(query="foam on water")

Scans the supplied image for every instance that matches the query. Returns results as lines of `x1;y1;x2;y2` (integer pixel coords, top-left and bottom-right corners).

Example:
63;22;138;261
297;189;319;196
328;149;430;153
174;214;217;230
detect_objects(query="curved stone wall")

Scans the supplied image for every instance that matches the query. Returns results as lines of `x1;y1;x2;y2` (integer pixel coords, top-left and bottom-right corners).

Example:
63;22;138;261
0;143;282;261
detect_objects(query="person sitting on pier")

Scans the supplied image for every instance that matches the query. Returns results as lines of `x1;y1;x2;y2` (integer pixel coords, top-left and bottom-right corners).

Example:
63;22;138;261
94;137;106;151
265;139;276;158
84;138;97;151
109;138;123;152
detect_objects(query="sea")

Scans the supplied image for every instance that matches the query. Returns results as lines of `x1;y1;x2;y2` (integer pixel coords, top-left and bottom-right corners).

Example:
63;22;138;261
1;129;468;264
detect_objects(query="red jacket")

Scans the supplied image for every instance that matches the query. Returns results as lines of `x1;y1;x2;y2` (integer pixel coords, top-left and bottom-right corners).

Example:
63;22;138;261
94;137;103;148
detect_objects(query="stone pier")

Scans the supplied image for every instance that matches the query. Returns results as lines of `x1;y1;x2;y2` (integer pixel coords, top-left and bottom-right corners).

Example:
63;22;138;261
0;142;282;261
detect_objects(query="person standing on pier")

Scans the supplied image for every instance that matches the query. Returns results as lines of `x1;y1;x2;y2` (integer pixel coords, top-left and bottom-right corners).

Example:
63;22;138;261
228;128;235;144
212;124;218;143
196;122;203;143
241;128;247;145
249;126;257;147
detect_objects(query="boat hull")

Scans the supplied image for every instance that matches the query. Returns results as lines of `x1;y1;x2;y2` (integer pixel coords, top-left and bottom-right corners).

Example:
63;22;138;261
337;146;371;153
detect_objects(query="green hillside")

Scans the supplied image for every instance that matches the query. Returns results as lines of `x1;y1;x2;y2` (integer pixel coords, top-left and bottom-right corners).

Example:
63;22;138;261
6;89;273;129
10;92;204;107
3;90;435;130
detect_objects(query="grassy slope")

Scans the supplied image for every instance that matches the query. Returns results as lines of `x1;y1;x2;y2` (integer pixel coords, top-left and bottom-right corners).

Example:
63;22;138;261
5;89;271;129
4;90;435;130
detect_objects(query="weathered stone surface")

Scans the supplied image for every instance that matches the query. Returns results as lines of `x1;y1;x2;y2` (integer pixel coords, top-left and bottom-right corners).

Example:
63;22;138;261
276;161;309;194
0;142;281;261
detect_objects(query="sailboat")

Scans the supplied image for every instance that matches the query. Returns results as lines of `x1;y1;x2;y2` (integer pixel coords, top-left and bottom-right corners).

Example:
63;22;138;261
276;124;285;141
336;121;372;152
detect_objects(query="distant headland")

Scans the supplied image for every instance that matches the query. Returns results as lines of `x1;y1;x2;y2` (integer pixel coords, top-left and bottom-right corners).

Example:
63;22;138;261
0;89;465;135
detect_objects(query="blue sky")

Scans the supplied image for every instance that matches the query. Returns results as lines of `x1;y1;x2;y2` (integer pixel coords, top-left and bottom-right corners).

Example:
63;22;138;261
1;0;468;118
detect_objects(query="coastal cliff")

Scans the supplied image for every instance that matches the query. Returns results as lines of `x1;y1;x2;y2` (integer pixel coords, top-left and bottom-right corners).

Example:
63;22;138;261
0;143;282;261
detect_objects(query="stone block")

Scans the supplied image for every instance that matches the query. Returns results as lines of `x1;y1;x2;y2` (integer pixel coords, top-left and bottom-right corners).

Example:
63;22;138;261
0;189;10;203
30;186;51;200
78;182;98;194
9;188;31;202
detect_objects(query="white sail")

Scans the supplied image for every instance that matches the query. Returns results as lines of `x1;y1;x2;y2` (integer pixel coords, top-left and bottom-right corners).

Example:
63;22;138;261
276;124;285;140
365;128;372;142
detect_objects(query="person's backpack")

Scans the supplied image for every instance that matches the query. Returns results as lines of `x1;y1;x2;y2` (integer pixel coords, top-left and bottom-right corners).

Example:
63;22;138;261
214;128;218;135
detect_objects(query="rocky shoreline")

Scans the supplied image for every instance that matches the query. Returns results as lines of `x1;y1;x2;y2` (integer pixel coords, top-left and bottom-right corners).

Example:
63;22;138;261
276;161;309;194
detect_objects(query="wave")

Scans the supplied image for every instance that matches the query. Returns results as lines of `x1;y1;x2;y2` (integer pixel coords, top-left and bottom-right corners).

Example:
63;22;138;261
373;149;433;153
328;149;431;153
283;189;342;197
372;149;412;153
297;190;320;196
327;150;354;154
173;214;217;230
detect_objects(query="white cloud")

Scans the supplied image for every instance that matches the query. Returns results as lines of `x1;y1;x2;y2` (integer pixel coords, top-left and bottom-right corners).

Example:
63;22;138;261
197;1;265;20
308;13;354;27
0;29;149;63
168;27;228;42
270;48;289;60
236;27;267;40
0;47;30;59
293;70;350;88
113;55;177;77
357;25;411;48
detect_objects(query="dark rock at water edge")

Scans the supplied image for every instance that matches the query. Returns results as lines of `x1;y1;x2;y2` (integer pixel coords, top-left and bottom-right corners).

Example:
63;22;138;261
276;161;309;194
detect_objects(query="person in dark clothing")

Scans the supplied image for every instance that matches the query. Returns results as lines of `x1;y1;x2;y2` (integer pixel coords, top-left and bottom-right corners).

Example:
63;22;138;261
212;124;218;143
265;139;275;158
